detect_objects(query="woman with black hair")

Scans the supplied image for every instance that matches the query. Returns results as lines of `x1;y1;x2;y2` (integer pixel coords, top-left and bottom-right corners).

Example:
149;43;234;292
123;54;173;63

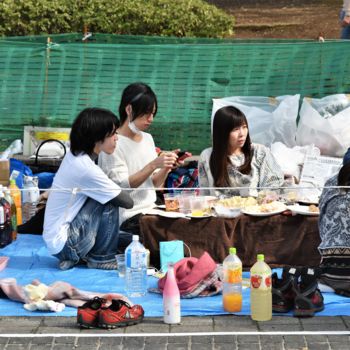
198;106;284;197
318;148;350;295
99;82;178;236
43;108;133;270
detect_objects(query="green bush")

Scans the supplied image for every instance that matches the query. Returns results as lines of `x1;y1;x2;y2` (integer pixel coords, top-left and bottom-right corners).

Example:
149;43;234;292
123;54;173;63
0;0;234;37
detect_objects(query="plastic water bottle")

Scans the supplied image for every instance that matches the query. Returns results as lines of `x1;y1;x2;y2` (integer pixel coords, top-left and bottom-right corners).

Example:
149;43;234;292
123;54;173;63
222;247;242;312
125;235;147;297
163;262;181;324
22;176;39;224
0;187;12;248
9;179;22;226
250;254;272;321
4;188;17;241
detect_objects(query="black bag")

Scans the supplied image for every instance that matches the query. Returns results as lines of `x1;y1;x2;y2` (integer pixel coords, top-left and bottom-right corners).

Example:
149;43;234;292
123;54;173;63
30;139;66;174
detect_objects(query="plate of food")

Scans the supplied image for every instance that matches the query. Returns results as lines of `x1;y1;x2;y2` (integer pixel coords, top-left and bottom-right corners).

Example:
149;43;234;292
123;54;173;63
216;196;257;209
287;204;320;216
214;205;241;218
186;213;212;219
241;201;287;217
296;196;319;205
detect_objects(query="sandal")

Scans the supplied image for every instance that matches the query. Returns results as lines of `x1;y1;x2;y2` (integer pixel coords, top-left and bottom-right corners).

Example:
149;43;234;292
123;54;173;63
272;267;299;313
293;268;324;317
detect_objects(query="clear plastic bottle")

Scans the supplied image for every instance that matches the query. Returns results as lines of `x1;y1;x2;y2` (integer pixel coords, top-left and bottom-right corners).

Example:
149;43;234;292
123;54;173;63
0;187;12;248
9;179;22;226
22;176;39;224
222;247;242;312
125;235;148;297
163;262;181;324
4;188;17;241
250;254;272;321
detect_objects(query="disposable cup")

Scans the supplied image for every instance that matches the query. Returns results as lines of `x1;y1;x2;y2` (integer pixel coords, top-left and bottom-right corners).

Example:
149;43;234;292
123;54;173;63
115;254;126;278
163;193;179;212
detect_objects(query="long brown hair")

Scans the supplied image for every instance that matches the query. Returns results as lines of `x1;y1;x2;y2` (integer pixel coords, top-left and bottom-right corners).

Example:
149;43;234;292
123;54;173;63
209;106;252;187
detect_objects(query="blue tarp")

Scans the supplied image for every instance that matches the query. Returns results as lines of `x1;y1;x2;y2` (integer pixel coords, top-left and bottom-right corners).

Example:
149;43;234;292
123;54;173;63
0;234;349;317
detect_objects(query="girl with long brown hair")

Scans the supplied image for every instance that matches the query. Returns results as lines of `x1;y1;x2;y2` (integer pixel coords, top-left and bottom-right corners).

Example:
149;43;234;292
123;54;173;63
198;106;284;197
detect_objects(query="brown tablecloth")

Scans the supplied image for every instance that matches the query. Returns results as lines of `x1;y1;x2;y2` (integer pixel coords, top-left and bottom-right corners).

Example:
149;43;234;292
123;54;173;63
140;213;321;269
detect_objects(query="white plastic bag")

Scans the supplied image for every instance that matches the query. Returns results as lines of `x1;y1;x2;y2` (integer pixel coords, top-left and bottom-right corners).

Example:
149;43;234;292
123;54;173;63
296;94;350;157
270;142;320;181
212;95;300;148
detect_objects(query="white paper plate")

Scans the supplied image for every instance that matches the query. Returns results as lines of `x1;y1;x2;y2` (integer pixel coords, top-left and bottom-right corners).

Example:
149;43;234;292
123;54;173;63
287;205;319;216
146;209;186;218
186;213;212;219
214;205;241;218
241;204;287;217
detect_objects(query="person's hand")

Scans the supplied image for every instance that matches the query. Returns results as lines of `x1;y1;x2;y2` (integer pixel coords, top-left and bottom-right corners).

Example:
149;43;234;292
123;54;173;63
153;151;178;169
175;150;192;166
342;15;350;27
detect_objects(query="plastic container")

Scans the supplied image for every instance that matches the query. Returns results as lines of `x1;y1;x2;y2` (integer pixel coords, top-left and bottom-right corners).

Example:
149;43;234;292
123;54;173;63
22;176;39;224
9;179;22;226
4;188;17;241
250;254;272;321
163;262;181;324
0;187;12;248
222;247;242;312
125;235;148;297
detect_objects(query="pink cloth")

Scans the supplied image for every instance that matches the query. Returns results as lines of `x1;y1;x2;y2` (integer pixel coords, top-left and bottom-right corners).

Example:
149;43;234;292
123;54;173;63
0;278;131;308
158;251;221;296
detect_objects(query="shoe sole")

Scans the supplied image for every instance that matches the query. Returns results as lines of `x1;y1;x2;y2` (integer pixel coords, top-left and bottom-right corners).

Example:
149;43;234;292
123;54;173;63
293;305;324;317
272;304;293;313
99;315;144;329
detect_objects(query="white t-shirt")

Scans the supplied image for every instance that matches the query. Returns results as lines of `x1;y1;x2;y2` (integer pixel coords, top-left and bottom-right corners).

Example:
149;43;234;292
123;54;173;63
43;151;121;255
99;132;157;224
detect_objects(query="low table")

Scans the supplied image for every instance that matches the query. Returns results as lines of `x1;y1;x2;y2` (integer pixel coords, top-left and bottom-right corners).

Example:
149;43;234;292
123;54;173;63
140;213;321;268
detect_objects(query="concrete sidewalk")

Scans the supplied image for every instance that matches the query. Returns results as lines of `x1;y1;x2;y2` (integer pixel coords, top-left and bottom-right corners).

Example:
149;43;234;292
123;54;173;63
0;315;350;349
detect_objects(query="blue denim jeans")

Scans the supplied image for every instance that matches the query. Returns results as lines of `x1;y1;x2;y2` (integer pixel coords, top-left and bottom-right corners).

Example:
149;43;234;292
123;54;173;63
54;198;132;267
340;10;350;39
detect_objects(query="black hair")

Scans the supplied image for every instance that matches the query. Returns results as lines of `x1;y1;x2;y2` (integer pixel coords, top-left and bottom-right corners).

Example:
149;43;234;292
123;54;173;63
70;107;119;156
338;162;350;188
209;106;252;187
119;82;158;125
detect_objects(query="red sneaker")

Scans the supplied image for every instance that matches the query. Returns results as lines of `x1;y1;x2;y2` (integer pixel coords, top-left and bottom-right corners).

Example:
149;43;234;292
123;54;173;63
98;299;144;329
77;297;106;328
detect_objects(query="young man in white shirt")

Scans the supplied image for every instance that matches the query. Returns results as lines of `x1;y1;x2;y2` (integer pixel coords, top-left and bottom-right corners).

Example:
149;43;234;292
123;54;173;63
43;108;133;270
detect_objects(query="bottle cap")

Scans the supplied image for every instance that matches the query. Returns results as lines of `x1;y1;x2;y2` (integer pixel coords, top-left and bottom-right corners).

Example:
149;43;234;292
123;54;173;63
229;247;236;255
9;179;16;185
257;254;264;261
132;235;139;241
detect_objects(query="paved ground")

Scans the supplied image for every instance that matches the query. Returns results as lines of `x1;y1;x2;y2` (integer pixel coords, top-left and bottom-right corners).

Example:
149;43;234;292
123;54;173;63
1;315;350;349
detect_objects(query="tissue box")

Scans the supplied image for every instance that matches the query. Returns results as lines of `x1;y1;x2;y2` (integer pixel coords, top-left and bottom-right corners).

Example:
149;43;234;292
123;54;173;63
0;160;9;186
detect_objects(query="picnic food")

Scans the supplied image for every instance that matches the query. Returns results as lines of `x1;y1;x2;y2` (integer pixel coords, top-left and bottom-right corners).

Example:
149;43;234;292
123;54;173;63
216;196;257;209
309;204;319;213
243;201;286;214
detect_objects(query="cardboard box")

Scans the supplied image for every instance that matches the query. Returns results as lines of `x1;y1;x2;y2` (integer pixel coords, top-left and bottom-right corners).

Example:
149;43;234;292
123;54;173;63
0;159;9;186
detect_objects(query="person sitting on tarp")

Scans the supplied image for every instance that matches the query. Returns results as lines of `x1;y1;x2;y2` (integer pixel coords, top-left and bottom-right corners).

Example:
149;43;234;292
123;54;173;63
43;108;133;270
198;105;284;197
318;147;350;296
99;82;178;236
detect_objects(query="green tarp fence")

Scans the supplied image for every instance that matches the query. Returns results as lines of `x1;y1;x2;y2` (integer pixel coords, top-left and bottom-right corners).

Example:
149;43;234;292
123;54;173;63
0;33;349;153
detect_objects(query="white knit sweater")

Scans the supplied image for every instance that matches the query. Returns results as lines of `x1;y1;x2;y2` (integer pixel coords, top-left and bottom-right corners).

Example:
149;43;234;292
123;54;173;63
99;132;157;224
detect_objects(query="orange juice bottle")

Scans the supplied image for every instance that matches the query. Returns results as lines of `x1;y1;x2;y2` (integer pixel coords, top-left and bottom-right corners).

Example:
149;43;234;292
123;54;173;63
9;179;22;226
222;247;242;312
